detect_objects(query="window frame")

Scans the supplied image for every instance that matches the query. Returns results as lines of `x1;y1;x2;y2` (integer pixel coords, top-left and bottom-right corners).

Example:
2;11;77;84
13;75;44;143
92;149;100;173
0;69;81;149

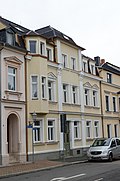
31;75;39;100
33;119;43;143
29;40;37;54
84;88;90;106
113;96;117;112
40;41;45;56
8;66;16;91
47;48;52;61
86;120;92;138
107;73;112;84
47;119;56;142
71;57;76;70
74;121;81;139
63;84;69;103
94;121;99;138
93;90;98;107
91;64;95;74
62;54;68;68
114;124;118;137
105;95;110;111
107;124;111;138
72;85;78;104
41;76;47;99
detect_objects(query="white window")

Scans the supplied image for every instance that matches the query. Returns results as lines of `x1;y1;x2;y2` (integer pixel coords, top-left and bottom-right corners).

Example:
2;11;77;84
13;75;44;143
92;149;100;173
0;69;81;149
93;90;97;107
8;66;16;91
105;95;110;111
62;54;67;68
86;121;91;138
48;80;55;101
71;57;76;70
113;97;117;112
47;48;52;61
41;77;47;99
85;88;89;105
74;121;80;139
47;120;55;141
40;42;45;55
94;121;99;138
7;31;14;45
72;86;77;104
107;124;111;138
33;120;43;142
29;40;36;53
63;84;69;103
83;61;87;72
114;124;118;137
31;76;38;99
107;73;112;83
91;65;94;74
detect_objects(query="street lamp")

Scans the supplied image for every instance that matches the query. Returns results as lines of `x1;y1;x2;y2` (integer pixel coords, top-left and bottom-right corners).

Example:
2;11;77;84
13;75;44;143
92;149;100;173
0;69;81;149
32;111;37;162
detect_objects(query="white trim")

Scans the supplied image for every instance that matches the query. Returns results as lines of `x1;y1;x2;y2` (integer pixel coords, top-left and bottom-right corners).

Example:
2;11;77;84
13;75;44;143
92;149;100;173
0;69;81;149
30;74;39;100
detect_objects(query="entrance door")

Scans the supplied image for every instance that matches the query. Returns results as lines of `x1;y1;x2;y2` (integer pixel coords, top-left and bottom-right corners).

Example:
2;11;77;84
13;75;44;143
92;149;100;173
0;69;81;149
64;121;70;156
7;114;19;154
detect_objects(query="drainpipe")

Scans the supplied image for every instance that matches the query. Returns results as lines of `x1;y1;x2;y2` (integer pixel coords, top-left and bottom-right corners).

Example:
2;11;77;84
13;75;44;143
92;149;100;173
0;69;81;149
25;55;28;161
100;80;104;138
0;49;2;161
0;46;4;163
25;54;32;162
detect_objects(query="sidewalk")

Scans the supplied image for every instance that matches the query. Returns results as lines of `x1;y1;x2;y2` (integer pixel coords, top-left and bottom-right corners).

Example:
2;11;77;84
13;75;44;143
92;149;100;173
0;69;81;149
0;156;87;178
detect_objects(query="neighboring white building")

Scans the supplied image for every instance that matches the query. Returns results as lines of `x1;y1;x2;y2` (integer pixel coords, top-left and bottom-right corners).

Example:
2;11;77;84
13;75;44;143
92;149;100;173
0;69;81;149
0;17;30;165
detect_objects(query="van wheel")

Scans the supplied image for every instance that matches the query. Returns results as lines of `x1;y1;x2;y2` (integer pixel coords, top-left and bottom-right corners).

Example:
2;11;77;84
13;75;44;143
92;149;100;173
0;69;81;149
109;153;113;162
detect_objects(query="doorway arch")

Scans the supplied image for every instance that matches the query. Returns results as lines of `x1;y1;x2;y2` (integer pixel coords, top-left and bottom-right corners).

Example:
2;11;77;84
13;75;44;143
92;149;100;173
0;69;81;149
7;113;19;154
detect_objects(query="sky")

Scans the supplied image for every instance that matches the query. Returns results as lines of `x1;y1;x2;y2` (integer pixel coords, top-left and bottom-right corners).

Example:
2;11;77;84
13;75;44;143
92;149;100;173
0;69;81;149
1;0;120;66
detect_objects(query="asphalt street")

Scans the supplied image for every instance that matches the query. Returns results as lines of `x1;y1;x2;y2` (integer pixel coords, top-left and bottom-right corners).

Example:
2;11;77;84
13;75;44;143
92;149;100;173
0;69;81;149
1;160;120;181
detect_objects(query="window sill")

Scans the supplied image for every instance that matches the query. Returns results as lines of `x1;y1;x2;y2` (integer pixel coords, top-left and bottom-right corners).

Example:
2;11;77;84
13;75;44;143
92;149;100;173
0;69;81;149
42;98;47;101
32;98;38;100
86;138;94;141
34;142;45;146
29;53;47;59
46;141;59;145
105;110;112;113
71;103;80;106
85;105;92;108
113;111;119;114
74;138;82;141
49;101;58;104
85;105;100;109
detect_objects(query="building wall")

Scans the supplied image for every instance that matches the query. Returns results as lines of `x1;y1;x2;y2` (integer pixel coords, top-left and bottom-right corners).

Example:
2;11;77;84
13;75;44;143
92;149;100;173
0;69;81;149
0;47;26;165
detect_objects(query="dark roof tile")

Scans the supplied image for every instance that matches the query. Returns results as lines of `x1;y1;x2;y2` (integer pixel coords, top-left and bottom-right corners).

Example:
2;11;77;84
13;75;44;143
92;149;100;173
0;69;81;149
35;26;85;50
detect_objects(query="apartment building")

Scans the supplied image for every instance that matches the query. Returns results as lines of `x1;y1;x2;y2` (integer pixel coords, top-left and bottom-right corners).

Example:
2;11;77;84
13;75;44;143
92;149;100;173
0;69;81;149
96;58;120;138
0;17;30;165
82;55;102;148
25;26;87;160
0;16;120;164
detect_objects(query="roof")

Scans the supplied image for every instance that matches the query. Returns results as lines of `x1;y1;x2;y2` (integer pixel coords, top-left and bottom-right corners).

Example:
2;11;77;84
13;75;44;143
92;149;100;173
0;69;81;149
82;54;95;61
35;26;85;50
101;62;120;75
0;16;30;35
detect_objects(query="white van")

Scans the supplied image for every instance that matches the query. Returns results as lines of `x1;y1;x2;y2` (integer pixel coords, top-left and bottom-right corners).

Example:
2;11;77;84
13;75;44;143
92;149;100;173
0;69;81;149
87;137;120;161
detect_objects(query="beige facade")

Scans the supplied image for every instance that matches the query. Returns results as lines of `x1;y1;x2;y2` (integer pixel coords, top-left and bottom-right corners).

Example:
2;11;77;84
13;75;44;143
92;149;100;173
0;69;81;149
98;61;120;138
1;17;120;164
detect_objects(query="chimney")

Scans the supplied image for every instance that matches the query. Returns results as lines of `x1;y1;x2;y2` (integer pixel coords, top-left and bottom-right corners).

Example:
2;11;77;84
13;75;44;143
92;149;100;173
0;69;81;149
100;59;105;65
94;56;100;66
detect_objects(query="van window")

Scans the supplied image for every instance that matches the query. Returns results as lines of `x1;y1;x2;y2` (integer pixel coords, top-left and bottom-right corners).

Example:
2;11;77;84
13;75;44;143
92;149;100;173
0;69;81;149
116;139;120;146
111;140;116;147
92;138;111;147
